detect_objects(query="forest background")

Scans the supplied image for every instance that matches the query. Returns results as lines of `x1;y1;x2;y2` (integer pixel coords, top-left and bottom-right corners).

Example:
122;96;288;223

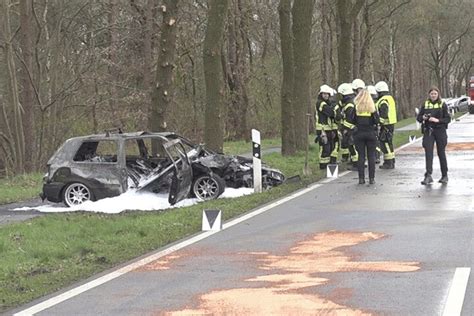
0;0;472;176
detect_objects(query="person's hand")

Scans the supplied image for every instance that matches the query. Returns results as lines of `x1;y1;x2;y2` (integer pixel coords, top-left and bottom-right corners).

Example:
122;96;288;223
428;117;439;123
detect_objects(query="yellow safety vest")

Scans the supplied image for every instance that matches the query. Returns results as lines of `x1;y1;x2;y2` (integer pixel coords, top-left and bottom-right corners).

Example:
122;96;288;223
424;100;442;109
376;95;397;124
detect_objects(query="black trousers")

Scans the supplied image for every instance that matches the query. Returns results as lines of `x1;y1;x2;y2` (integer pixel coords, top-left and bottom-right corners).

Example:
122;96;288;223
354;130;377;180
422;127;448;176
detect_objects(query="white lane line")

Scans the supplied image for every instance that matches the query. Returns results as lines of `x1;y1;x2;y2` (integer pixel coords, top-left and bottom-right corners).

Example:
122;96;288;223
442;267;471;316
14;171;350;316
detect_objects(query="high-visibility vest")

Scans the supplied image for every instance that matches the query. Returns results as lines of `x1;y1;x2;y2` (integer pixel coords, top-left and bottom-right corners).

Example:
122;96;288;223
376;95;397;125
424;100;442;109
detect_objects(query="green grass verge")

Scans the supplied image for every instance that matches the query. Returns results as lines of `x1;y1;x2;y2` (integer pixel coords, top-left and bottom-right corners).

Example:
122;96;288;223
223;137;281;155
0;173;43;205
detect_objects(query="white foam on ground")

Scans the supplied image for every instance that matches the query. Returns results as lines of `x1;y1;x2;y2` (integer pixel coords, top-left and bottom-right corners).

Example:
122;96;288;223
11;187;255;214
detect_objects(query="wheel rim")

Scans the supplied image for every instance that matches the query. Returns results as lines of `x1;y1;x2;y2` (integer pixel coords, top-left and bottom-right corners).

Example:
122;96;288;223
194;177;219;200
65;183;91;206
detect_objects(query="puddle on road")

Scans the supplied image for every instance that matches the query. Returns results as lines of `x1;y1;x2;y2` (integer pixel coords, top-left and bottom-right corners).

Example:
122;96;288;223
164;231;420;315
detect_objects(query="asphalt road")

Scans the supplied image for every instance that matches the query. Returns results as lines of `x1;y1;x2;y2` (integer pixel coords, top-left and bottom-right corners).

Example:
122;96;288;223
8;114;474;316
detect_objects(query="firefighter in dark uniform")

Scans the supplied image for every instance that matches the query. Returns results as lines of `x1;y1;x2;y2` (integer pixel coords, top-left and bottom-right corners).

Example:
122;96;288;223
375;81;397;169
337;83;358;170
368;85;382;164
416;86;450;185
329;88;342;164
315;84;337;169
347;89;380;184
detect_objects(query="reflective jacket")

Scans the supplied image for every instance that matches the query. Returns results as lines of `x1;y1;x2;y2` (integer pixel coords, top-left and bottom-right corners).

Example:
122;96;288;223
315;97;335;131
376;93;397;125
416;99;450;129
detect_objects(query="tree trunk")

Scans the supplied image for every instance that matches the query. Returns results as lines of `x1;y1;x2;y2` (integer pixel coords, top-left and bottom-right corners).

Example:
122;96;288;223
19;0;35;172
150;0;180;132
291;0;314;151
336;0;352;82
143;0;154;128
225;0;249;141
279;0;296;156
203;0;229;153
1;0;25;173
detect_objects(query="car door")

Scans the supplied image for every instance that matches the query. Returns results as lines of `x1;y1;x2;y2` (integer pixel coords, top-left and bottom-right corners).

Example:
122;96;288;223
164;139;193;205
136;138;192;205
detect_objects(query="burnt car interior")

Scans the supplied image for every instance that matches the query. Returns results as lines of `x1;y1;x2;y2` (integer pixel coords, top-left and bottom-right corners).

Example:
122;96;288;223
73;140;118;163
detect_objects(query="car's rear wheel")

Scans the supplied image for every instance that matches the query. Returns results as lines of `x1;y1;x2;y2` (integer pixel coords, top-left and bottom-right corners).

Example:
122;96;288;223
192;174;225;201
63;182;92;207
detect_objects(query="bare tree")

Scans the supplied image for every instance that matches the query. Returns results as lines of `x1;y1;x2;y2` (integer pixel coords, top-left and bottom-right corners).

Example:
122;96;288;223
203;0;230;152
150;0;180;132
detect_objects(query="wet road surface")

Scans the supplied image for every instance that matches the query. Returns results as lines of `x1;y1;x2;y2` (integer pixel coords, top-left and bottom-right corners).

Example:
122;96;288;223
9;114;474;315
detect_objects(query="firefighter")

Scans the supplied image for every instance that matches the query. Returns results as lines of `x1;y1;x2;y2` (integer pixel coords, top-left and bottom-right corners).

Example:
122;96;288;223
337;83;358;170
368;85;382;164
329;88;342;164
315;84;337;169
347;89;379;184
375;81;397;169
416;86;450;185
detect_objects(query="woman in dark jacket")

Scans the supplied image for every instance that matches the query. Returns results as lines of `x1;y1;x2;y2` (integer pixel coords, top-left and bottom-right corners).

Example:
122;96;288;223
416;86;450;185
348;89;379;184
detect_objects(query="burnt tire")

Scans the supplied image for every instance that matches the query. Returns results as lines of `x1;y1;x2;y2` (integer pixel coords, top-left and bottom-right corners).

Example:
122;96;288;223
192;174;225;201
63;182;93;207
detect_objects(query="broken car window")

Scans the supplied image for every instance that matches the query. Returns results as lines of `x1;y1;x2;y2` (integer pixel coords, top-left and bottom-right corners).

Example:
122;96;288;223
73;140;118;163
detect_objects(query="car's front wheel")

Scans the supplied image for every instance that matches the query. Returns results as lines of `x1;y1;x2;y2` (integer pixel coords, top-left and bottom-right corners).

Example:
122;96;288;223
63;182;93;207
192;174;225;201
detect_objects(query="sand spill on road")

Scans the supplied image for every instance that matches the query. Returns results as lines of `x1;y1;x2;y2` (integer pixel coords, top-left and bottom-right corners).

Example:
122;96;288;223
165;231;420;315
400;141;474;153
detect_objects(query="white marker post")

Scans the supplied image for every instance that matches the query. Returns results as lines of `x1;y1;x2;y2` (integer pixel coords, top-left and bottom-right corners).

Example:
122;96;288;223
252;129;262;193
409;135;417;143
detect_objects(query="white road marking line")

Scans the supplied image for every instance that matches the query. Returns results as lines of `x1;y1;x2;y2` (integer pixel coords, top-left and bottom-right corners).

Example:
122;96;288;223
442;267;471;316
14;171;350;316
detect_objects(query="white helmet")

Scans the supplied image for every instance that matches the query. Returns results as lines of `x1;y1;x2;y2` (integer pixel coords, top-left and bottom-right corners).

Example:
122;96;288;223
337;83;354;96
352;78;366;90
375;81;389;92
367;85;377;96
319;84;333;95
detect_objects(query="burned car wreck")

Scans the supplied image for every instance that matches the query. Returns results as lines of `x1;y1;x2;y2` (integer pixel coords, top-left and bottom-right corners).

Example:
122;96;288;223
41;131;285;207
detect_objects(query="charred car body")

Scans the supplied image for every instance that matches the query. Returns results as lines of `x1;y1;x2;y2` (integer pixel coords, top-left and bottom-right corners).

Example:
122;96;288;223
41;131;285;207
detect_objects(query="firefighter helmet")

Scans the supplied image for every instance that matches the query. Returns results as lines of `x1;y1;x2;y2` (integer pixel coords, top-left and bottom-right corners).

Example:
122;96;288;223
319;84;333;95
337;83;354;96
352;78;366;90
375;81;389;92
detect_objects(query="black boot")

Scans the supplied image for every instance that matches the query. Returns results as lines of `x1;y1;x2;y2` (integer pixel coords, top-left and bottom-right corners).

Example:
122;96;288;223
369;178;375;184
319;163;328;170
330;156;337;164
351;162;358;171
421;174;433;185
379;159;394;169
358;178;365;184
438;175;448;184
341;154;349;162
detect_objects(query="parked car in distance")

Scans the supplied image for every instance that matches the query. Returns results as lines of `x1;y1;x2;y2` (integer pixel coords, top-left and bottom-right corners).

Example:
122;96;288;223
41;131;285;207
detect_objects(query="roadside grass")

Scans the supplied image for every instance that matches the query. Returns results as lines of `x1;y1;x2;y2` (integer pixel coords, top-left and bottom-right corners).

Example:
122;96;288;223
223;137;281;155
0;173;43;205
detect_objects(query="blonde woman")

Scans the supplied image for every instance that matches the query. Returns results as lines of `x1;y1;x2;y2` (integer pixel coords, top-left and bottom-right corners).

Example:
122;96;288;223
347;89;380;184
